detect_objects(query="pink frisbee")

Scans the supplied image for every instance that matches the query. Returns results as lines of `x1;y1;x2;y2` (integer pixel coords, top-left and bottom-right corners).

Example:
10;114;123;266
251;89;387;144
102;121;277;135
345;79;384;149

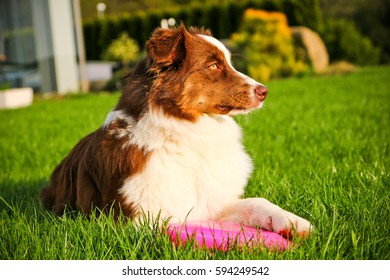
167;221;292;251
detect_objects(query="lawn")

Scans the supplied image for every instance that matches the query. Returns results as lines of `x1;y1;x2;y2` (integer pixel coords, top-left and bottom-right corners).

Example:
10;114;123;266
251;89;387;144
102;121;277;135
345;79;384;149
0;66;389;260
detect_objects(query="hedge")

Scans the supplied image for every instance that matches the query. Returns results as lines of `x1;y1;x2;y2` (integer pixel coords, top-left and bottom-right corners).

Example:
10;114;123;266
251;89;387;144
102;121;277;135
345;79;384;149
229;9;308;81
83;0;324;60
84;0;381;70
319;18;380;65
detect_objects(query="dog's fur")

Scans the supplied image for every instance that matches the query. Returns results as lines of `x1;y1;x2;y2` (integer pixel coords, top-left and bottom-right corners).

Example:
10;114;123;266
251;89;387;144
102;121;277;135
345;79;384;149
40;25;312;237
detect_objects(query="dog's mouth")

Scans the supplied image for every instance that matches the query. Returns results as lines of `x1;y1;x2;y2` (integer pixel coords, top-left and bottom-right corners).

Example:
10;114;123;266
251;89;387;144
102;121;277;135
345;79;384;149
215;93;263;114
216;105;243;114
215;104;258;115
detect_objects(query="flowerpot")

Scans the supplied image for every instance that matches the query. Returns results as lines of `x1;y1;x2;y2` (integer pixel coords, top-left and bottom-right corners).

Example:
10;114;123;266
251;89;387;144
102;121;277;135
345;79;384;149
0;87;33;109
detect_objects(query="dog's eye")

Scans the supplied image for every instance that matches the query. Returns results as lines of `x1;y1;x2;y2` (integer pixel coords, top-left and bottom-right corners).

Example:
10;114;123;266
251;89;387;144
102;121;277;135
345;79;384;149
208;63;219;70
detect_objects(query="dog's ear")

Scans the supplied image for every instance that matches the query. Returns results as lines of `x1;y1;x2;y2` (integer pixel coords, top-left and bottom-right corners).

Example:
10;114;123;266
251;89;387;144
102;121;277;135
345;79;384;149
146;24;188;68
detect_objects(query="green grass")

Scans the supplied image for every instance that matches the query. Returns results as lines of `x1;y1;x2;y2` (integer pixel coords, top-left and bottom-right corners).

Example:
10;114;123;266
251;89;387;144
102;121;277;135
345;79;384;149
0;66;389;260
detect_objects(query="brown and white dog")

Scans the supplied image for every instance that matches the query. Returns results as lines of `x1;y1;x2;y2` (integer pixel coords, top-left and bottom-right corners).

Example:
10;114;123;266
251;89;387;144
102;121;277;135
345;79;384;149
40;25;312;238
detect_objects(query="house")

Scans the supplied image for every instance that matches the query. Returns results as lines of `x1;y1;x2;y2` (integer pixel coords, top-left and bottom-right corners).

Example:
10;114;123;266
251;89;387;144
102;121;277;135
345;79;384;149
0;0;84;94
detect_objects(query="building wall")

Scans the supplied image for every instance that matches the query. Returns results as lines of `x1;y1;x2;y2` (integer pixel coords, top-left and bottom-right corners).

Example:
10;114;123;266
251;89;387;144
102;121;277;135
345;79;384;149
47;0;78;93
0;0;79;94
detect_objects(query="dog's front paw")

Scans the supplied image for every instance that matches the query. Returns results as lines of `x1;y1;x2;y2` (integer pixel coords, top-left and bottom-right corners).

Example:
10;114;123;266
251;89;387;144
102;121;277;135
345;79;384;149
217;198;314;239
272;213;313;239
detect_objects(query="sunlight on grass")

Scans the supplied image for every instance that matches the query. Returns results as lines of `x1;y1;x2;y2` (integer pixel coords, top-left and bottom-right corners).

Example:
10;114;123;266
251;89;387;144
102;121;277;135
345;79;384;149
0;67;389;259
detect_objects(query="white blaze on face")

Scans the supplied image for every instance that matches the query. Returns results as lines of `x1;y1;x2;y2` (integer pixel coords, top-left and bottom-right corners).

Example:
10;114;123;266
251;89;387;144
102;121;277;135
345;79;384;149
197;34;266;87
198;34;234;68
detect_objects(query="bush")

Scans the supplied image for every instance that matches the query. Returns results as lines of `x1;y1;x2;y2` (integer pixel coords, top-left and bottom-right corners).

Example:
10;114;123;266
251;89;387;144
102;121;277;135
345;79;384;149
101;33;140;65
83;0;325;60
353;0;390;63
229;9;308;82
282;0;324;33
320;18;380;65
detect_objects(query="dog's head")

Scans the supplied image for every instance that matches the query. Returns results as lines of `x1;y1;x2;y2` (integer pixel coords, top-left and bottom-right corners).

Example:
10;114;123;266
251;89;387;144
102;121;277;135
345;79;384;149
146;24;268;121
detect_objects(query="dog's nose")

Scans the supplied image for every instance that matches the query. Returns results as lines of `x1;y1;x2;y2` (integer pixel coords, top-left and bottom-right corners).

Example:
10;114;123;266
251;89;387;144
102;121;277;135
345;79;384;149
254;85;268;101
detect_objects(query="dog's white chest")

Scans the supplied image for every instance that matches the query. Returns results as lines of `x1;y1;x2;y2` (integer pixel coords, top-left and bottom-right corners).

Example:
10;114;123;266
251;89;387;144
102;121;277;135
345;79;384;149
117;111;253;222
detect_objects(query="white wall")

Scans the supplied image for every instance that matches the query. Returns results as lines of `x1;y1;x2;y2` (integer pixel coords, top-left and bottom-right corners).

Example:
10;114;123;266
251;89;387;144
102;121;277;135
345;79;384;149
48;0;79;93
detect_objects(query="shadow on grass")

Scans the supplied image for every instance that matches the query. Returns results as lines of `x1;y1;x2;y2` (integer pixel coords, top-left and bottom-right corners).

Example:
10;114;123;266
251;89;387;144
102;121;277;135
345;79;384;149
0;178;48;217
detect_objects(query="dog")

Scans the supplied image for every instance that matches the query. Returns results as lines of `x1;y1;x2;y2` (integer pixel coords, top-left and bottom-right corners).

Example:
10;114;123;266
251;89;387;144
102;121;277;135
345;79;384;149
40;25;312;238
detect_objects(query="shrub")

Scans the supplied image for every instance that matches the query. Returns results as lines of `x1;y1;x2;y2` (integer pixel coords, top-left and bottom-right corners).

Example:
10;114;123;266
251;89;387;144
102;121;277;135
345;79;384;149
282;0;324;33
229;9;308;82
353;0;390;63
83;0;325;60
320;18;380;65
101;33;140;65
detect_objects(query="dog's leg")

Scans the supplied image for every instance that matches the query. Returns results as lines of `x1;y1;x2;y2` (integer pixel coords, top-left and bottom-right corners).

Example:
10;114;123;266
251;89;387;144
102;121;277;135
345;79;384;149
217;198;313;238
